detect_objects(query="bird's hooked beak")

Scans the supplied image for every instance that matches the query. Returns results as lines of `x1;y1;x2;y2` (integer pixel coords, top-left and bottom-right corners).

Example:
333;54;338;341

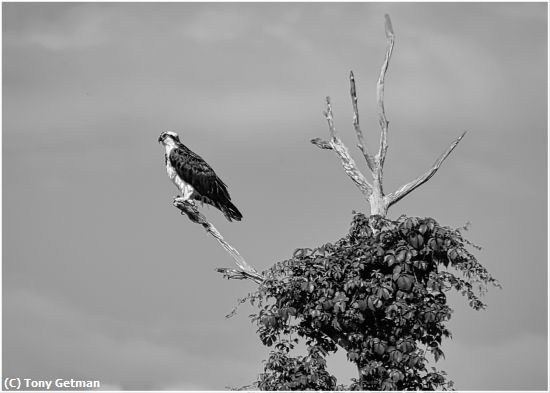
158;133;165;144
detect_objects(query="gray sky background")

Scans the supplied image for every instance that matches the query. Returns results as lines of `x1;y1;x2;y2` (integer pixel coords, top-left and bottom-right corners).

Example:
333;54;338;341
2;2;547;390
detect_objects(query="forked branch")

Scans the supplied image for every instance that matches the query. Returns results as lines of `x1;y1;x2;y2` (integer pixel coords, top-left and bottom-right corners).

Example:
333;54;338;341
312;14;465;217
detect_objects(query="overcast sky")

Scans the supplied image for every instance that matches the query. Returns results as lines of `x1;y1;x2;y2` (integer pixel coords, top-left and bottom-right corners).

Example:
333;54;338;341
2;2;547;390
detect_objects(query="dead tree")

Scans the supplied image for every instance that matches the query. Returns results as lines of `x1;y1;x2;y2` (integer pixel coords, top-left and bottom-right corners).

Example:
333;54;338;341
173;14;465;287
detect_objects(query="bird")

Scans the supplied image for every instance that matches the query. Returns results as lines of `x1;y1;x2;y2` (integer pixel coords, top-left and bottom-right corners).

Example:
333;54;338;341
158;131;243;222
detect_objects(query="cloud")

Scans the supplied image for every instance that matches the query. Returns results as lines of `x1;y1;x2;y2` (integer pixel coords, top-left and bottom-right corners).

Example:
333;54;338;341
3;4;110;51
25;15;107;51
180;6;254;43
262;8;315;55
2;289;211;389
3;287;264;390
180;4;316;55
263;23;313;55
438;333;548;390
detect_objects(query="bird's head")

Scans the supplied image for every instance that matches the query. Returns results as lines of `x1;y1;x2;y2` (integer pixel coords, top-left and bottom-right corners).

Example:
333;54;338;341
158;131;180;146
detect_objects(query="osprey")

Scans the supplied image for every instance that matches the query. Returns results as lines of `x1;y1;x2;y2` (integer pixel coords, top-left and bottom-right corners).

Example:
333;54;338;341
158;131;243;222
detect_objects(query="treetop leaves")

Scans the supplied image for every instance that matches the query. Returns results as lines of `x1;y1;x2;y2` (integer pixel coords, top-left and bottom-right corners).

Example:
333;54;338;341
247;213;499;390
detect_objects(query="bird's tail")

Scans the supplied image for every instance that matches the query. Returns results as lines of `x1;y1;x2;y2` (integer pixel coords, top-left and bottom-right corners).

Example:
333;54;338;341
192;191;243;222
220;199;243;222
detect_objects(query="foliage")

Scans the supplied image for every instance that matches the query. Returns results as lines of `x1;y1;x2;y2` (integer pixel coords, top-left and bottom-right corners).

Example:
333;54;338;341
257;343;339;390
246;213;500;390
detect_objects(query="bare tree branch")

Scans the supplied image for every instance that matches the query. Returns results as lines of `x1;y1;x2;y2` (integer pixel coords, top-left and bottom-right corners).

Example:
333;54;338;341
215;267;264;284
331;141;374;198
311;97;374;198
323;96;337;140
312;13;465;218
173;197;264;284
386;131;467;208
376;14;395;169
350;71;376;172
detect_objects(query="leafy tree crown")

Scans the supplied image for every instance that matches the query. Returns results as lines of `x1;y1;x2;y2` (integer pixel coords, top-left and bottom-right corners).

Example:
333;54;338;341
246;213;499;390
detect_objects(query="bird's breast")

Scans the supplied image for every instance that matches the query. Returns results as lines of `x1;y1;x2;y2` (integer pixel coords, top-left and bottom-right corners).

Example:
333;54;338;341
164;147;178;181
165;159;177;181
165;152;195;198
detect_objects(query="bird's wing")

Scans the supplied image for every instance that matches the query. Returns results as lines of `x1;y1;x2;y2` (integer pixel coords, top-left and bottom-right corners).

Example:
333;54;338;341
169;146;231;201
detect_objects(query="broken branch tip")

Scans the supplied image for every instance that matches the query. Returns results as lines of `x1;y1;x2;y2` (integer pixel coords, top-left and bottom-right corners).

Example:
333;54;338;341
384;14;395;37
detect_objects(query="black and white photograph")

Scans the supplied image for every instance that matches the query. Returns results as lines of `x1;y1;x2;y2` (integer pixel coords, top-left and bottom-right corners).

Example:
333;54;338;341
2;2;548;391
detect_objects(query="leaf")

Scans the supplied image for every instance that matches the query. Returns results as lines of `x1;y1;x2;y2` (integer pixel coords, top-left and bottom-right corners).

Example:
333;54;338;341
433;347;445;362
385;254;397;267
389;348;403;363
293;248;304;258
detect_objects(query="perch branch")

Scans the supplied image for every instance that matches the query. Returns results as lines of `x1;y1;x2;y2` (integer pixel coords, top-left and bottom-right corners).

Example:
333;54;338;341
386;131;467;208
173;198;356;350
173;197;264;284
350;71;376;173
174;198;356;351
375;14;395;170
311;97;373;198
